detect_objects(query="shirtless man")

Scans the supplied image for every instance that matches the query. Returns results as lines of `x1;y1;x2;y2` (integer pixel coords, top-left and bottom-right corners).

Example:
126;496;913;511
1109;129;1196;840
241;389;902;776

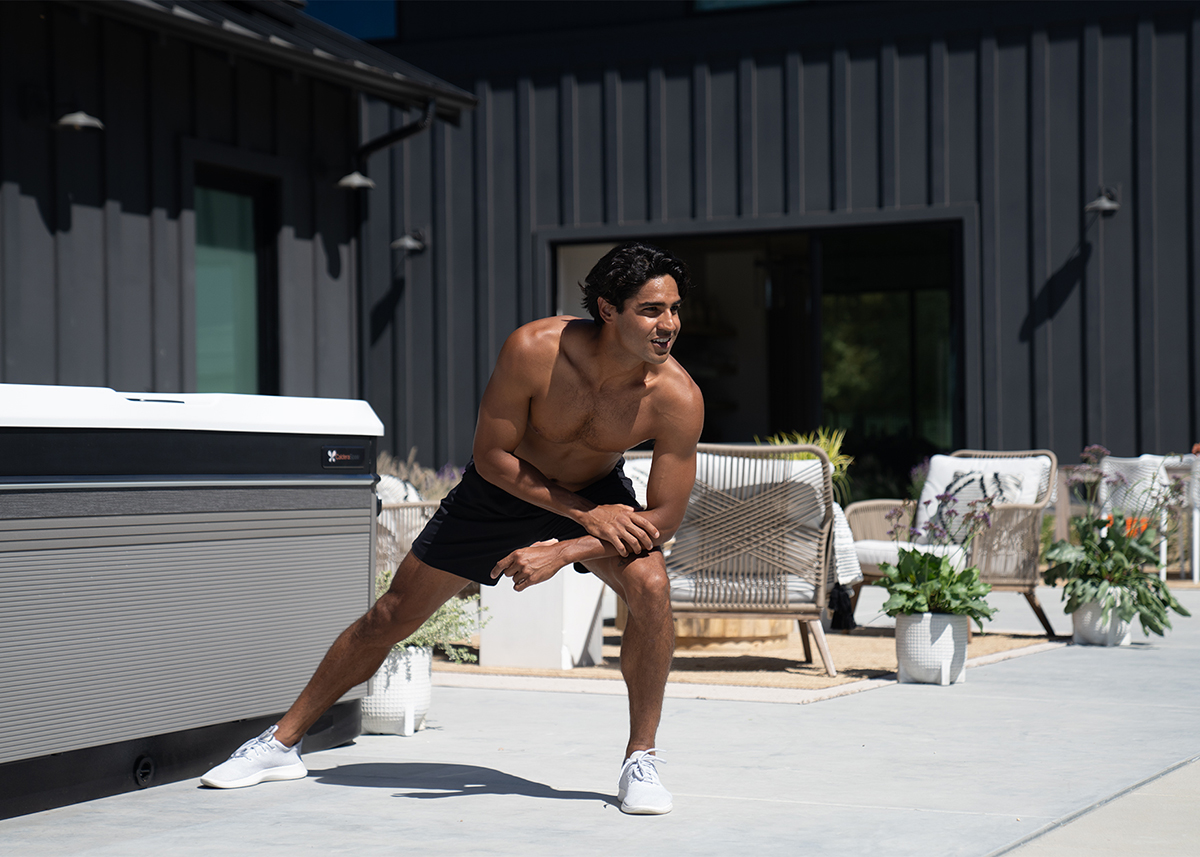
200;241;703;815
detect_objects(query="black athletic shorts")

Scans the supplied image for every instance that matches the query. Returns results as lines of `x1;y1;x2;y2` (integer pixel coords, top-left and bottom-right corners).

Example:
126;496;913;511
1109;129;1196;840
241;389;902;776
410;458;644;586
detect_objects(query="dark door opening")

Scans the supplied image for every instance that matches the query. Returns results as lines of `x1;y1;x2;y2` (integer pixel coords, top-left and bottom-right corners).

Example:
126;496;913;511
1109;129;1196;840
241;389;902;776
555;221;962;499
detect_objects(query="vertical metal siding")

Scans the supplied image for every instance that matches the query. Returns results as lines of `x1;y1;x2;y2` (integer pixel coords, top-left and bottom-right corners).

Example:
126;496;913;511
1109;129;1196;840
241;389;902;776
1100;25;1139;455
375;3;1200;467
0;2;362;400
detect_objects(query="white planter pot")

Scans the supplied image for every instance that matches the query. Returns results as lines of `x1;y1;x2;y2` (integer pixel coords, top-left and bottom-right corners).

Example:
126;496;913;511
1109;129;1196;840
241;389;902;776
361;646;433;736
1071;601;1132;646
895;613;969;685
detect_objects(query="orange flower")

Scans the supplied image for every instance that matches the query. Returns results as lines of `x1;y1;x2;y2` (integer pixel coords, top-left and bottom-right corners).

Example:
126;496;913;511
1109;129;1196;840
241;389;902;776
1105;515;1149;537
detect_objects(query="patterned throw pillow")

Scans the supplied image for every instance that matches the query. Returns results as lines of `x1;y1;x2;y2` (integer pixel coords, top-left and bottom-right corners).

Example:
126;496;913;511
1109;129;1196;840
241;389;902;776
932;470;1023;544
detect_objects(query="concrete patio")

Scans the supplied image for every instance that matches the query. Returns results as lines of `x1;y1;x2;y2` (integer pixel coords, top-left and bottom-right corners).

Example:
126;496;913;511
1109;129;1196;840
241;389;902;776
4;586;1199;856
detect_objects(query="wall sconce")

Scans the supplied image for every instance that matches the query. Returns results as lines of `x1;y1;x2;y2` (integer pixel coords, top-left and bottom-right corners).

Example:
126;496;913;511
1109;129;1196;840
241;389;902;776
55;111;104;131
1084;188;1120;214
336;171;375;189
390;230;426;253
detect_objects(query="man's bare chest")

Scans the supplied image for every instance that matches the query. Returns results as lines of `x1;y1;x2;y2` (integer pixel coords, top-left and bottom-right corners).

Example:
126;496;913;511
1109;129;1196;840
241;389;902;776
527;379;650;452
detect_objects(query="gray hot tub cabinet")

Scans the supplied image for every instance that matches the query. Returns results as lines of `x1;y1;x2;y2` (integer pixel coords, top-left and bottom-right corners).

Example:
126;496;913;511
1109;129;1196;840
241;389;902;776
0;384;384;817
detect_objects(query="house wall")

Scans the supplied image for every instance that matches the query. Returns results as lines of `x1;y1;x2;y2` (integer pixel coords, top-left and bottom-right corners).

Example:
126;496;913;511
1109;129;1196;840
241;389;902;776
373;0;1200;467
0;1;360;400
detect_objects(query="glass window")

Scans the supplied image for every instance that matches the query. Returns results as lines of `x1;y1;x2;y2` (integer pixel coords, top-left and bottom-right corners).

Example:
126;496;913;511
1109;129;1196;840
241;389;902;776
195;186;260;394
193;167;278;395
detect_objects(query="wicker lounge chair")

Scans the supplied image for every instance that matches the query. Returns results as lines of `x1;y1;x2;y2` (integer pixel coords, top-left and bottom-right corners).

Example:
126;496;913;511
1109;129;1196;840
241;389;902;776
1098;454;1175;580
632;443;839;677
845;449;1058;636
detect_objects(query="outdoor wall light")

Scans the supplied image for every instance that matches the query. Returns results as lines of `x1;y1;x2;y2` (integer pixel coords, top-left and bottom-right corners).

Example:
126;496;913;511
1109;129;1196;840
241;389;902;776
1084;188;1120;214
336;170;376;189
55;111;104;131
390;230;425;253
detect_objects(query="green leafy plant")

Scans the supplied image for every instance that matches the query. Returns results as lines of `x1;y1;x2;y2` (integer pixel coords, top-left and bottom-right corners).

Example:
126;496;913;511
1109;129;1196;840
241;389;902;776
758;427;854;505
877;551;996;631
876;492;997;630
1042;444;1189;636
1043;515;1189;636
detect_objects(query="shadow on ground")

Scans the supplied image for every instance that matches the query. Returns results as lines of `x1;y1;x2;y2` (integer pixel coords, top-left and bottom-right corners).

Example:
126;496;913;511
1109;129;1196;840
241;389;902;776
312;762;616;805
664;654;893;681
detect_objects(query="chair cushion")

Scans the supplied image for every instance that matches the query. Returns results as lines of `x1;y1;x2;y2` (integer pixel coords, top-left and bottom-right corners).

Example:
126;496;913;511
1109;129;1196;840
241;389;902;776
854;539;967;571
667;452;830;607
926;470;1024;544
377;475;423;504
1099;455;1172;517
622;456;653;507
831;502;863;586
669;572;817;605
914;455;1048;540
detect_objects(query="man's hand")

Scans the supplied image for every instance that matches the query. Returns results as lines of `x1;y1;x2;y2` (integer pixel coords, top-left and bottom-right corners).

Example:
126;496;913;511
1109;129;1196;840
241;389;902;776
578;504;660;556
491;539;565;592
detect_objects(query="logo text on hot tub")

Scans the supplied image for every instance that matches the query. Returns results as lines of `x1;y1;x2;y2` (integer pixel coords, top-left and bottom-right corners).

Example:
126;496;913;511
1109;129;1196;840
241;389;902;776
321;446;366;469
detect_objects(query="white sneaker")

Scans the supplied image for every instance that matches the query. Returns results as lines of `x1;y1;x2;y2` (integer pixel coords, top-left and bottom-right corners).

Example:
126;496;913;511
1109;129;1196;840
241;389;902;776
617;749;672;814
200;726;307;789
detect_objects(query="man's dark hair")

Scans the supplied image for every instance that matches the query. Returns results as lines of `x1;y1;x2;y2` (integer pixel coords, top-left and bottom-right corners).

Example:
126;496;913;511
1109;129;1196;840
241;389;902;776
580;241;691;324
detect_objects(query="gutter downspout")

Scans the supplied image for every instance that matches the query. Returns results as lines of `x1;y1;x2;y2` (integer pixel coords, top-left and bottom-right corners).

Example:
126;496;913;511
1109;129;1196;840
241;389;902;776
358;99;436;167
356;99;436;406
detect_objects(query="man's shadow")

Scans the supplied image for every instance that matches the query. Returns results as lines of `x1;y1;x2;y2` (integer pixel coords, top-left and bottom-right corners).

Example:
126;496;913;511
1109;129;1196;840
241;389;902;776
312;761;617;806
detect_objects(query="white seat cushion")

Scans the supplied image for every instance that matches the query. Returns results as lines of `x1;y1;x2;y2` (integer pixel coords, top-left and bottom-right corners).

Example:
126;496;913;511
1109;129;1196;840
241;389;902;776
669;573;817;605
622;456;653;507
854;539;967;572
377;475;423;504
831;502;863;585
1100;455;1172;518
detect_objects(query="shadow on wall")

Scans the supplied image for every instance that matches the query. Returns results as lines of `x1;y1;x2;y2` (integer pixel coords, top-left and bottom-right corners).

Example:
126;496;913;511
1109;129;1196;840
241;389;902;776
371;275;406;344
1019;241;1092;343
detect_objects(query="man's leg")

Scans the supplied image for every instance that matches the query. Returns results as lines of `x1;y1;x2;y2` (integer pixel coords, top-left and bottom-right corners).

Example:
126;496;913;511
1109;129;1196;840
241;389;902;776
200;552;467;788
274;552;469;746
585;552;673;750
584;550;675;814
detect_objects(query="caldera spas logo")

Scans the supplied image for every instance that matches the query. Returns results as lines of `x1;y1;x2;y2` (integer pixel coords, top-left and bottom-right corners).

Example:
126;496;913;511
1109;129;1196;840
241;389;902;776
322;446;366;469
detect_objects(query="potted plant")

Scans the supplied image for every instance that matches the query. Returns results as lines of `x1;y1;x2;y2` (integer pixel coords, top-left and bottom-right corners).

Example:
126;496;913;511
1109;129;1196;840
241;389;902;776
1043;445;1189;646
361;593;483;735
877;494;996;685
760;426;854;505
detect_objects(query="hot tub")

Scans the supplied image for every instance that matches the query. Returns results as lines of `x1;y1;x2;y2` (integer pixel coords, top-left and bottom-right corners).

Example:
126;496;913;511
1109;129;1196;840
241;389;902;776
0;384;384;817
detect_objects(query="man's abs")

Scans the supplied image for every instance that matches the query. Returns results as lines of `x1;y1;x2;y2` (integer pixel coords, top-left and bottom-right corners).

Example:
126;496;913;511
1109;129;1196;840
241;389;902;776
511;436;631;492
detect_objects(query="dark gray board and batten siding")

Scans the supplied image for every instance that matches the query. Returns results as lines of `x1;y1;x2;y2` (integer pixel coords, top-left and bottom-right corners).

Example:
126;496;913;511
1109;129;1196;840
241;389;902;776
0;2;361;401
375;1;1200;467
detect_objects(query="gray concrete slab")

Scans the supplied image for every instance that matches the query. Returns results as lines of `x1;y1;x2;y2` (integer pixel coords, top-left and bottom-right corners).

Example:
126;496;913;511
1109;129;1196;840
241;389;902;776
4;589;1199;856
1005;757;1200;856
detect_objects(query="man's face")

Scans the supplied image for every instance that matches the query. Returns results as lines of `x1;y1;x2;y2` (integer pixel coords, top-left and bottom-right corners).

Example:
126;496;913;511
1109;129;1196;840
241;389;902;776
603;275;682;364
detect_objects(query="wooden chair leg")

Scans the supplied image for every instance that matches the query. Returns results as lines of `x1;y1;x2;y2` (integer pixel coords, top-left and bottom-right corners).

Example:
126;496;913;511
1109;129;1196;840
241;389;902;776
1024;590;1057;637
802;618;838;677
849;581;863;613
798;620;813;663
